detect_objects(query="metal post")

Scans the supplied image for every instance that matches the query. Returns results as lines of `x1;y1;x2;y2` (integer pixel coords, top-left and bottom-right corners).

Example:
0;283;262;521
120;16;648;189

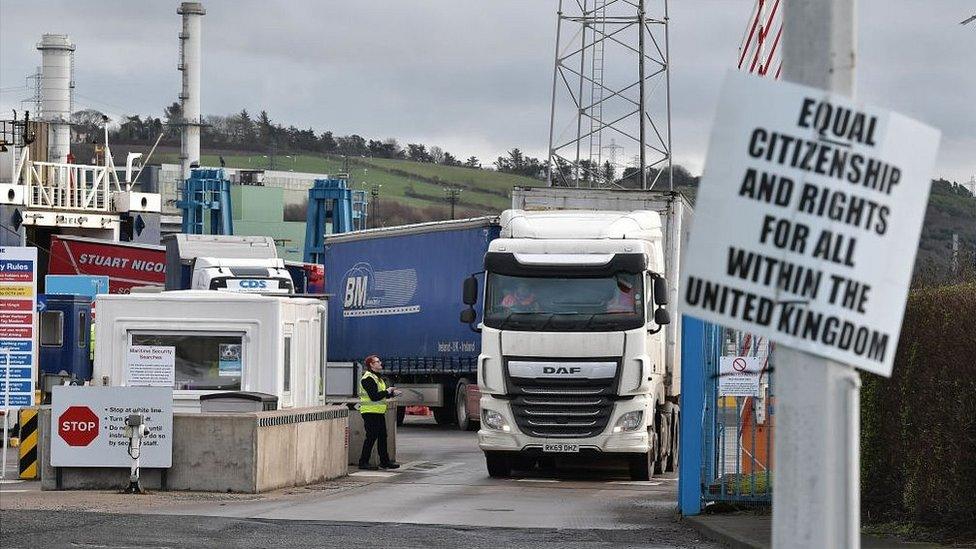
1;349;9;479
773;1;859;548
678;317;705;515
663;0;673;191
546;1;565;187
637;0;647;189
575;0;588;187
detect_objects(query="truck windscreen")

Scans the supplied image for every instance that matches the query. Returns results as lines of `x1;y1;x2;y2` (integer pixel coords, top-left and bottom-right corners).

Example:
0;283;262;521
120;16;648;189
483;272;644;332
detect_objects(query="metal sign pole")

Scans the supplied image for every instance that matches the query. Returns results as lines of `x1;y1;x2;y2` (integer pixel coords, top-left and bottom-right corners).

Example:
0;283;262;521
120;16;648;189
774;1;860;547
2;349;10;480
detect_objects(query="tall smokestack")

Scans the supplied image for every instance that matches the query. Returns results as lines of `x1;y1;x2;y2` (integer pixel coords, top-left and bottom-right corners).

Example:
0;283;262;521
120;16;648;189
178;2;205;180
37;33;75;163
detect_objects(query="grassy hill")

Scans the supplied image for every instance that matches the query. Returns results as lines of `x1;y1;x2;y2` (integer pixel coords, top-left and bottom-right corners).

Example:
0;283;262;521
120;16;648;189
156;151;539;221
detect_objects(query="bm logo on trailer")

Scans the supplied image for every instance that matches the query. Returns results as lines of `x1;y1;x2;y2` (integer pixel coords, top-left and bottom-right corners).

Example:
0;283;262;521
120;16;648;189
341;262;421;318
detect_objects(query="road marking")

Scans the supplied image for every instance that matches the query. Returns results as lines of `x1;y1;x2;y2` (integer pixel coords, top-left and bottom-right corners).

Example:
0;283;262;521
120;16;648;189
0;479;25;484
349;471;398;478
515;478;561;483
608;481;663;486
0;489;29;493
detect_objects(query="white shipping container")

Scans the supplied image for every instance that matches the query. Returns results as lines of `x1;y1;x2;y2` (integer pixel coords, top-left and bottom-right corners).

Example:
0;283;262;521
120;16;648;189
93;291;327;412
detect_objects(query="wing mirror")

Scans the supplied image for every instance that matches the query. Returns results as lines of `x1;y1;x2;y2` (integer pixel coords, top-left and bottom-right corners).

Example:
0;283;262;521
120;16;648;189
653;275;668;305
463;276;479;306
460;308;477;324
654;307;671;326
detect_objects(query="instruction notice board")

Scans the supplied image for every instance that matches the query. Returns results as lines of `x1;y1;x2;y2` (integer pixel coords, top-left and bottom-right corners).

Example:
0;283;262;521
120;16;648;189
719;356;764;397
681;72;940;377
0;247;37;408
50;386;172;468
126;345;176;387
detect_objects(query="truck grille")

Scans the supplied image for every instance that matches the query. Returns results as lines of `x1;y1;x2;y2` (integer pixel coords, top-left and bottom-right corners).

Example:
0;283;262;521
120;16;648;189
508;377;616;438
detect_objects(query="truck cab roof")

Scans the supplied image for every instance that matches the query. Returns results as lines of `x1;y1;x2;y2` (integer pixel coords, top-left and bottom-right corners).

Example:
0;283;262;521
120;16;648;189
499;210;662;241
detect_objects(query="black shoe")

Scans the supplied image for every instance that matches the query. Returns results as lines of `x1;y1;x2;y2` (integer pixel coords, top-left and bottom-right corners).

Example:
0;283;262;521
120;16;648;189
358;463;379;470
379;462;401;469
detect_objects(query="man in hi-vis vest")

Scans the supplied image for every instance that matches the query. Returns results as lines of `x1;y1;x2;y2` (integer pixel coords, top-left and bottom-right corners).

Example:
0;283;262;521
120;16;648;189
358;355;400;470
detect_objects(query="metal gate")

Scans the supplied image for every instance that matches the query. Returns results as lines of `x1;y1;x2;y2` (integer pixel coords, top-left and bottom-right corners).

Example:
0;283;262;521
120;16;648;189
701;327;775;505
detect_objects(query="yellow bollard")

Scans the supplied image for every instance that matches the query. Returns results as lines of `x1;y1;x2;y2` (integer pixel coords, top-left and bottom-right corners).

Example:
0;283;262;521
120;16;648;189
17;408;39;480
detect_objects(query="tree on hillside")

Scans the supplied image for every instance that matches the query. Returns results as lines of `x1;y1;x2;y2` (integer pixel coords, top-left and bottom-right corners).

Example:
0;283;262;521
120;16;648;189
70;109;107;143
442;152;461;167
257;110;274;146
602;161;615;183
495;148;544;178
407;143;434;163
464;156;480;169
163;102;183;138
336;134;368;156
429;146;445;164
318;131;337;153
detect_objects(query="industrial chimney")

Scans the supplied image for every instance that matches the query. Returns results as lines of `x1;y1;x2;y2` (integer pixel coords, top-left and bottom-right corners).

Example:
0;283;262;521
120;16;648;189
178;2;205;180
36;34;75;163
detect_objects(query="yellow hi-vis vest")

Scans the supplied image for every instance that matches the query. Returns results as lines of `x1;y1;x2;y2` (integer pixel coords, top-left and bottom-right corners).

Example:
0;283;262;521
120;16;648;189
359;371;388;414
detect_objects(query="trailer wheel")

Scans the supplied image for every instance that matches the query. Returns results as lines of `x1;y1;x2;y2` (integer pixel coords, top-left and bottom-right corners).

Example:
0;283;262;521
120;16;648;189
396;406;406;427
455;379;478;432
432;406;455;426
485;451;511;478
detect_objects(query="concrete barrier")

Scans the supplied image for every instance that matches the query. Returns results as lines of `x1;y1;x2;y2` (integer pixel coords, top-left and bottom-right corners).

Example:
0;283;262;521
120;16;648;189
332;399;397;466
40;405;348;493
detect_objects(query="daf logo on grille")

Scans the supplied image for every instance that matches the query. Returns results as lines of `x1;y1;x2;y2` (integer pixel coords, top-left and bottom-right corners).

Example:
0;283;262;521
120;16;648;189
543;366;582;375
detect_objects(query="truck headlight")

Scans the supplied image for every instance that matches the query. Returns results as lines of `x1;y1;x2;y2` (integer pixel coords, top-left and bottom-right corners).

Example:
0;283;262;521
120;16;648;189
613;410;644;433
482;409;510;432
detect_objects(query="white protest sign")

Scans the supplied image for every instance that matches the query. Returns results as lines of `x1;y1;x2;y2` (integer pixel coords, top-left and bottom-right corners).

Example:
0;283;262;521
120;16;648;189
682;72;940;377
719;356;764;396
126;345;175;387
50;386;172;468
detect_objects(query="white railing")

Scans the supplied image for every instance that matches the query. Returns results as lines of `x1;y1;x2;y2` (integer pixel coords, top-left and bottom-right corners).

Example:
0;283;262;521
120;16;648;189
21;161;121;213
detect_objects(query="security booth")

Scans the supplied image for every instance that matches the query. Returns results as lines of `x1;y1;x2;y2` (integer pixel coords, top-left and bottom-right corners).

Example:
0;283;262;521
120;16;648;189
92;290;327;412
38;294;93;396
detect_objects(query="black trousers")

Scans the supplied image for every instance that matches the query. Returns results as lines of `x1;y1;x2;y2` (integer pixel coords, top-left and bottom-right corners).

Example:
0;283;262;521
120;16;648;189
359;412;390;465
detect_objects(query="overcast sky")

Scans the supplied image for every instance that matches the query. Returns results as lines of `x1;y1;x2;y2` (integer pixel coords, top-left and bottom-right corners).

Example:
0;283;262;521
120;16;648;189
1;1;973;182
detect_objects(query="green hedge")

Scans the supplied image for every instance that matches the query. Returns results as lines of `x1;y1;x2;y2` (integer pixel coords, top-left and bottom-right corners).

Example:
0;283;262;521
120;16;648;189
861;283;976;528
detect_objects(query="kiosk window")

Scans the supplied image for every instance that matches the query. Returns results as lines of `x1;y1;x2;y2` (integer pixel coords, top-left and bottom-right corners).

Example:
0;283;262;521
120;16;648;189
40;311;64;347
283;336;292;392
130;332;244;390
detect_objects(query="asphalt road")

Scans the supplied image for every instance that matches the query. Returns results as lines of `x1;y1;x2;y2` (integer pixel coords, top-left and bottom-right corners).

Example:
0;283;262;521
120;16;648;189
0;416;715;548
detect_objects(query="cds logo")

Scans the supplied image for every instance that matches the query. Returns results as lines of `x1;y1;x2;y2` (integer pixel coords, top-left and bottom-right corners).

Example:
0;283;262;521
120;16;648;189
239;280;268;289
341;262;420;318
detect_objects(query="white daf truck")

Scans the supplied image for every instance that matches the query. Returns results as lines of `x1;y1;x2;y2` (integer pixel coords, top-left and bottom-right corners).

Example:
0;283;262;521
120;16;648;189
461;203;685;480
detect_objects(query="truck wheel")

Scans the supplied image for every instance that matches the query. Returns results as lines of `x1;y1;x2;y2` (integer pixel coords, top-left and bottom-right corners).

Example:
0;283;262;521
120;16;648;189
455;379;478;432
654;411;666;475
433;406;455;426
629;431;657;481
485;451;511;478
666;410;679;473
396;406;406;426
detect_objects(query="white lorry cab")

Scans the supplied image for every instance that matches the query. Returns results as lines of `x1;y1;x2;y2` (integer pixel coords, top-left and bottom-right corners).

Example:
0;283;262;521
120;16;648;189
462;209;678;480
190;256;293;294
93;290;327;412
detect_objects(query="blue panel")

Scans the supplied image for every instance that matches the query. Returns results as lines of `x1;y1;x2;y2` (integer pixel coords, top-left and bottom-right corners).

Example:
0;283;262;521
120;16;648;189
45;275;110;298
679;314;706;516
324;223;499;366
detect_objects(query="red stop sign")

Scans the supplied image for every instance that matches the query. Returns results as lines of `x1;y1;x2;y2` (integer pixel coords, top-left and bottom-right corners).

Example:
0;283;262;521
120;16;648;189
58;406;100;447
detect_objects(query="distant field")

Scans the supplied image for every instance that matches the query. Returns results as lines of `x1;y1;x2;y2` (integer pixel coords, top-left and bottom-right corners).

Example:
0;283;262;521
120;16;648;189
156;151;541;214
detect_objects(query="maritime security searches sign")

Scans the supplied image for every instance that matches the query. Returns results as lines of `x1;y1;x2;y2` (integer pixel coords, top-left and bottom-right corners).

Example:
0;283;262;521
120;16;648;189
681;72;940;376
